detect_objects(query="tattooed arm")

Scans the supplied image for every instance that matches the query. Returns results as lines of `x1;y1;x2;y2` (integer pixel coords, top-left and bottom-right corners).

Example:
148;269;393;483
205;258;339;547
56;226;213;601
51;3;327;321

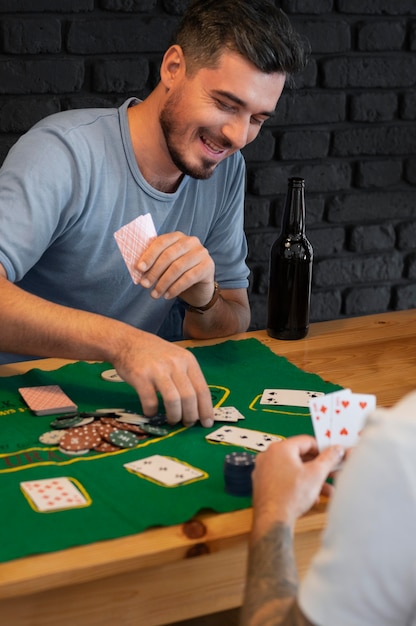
240;436;345;626
241;521;310;626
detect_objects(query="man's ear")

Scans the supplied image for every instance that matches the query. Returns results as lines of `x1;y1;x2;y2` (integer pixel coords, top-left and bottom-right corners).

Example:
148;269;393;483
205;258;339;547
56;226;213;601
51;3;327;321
160;45;186;88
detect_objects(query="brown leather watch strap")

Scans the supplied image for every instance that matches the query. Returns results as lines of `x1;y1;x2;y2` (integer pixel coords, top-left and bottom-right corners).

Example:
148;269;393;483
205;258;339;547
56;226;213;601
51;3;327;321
182;282;221;314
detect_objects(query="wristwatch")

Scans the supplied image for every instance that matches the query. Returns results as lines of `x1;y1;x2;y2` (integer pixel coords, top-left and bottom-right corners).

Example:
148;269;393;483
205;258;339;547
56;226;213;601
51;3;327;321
181;282;221;314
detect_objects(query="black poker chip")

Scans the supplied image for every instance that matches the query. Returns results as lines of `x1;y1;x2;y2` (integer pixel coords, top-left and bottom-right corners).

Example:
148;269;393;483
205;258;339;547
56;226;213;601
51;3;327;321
50;415;84;429
140;424;169;437
146;414;167;426
223;451;255;497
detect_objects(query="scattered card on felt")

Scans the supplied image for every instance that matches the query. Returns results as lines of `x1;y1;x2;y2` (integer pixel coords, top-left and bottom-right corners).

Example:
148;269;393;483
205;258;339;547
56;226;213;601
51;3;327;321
213;406;245;422
20;477;90;512
18;385;78;416
124;454;206;487
309;389;376;450
206;425;283;452
260;388;325;407
114;213;157;284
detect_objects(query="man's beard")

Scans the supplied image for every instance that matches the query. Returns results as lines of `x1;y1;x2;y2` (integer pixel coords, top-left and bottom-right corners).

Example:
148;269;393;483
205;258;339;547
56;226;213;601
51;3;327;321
159;93;218;180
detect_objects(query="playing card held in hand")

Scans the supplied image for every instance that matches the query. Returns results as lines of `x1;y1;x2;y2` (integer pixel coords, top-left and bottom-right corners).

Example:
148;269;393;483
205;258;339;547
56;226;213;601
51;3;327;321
309;389;376;451
114;213;157;284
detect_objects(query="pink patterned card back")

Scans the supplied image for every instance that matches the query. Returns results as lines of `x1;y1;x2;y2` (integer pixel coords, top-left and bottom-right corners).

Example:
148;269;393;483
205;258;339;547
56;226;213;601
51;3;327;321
114;213;157;284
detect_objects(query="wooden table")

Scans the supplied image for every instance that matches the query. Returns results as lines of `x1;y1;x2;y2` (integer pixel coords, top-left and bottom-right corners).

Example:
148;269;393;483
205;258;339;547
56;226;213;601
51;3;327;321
0;309;415;626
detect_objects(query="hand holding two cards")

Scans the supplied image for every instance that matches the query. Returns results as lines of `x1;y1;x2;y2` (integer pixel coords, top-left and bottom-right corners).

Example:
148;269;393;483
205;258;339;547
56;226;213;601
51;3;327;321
309;388;376;451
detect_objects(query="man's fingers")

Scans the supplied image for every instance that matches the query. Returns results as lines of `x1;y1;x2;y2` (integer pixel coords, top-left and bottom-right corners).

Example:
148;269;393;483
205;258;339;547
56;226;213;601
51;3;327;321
137;232;214;299
134;379;164;419
315;444;345;474
291;435;345;475
120;348;214;427
137;232;183;273
168;363;214;426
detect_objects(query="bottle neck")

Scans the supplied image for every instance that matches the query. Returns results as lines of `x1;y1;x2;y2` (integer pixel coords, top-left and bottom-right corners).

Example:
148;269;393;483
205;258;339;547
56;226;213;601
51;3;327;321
281;178;305;236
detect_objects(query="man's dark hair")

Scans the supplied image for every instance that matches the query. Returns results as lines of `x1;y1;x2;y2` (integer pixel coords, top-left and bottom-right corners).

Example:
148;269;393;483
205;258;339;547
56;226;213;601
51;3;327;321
173;0;307;78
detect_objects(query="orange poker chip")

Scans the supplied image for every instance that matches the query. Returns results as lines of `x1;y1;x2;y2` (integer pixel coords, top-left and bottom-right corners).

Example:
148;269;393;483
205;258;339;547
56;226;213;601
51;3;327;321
60;427;102;451
93;441;121;453
97;423;117;437
78;423;101;436
99;417;121;426
100;420;145;440
114;420;147;436
99;417;145;435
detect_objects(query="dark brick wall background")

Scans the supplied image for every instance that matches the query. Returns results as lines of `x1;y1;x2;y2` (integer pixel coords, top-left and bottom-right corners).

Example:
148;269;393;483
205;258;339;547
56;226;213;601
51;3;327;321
0;0;415;330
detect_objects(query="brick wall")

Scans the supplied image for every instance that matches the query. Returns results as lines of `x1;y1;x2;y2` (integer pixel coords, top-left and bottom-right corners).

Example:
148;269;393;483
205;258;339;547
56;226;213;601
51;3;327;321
0;0;415;330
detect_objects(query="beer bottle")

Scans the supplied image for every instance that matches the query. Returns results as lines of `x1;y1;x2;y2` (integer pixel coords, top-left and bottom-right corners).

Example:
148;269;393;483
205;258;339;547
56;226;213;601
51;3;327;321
267;177;313;340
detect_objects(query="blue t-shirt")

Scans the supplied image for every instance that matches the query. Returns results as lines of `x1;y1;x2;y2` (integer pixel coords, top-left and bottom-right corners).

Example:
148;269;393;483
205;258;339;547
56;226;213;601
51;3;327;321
0;99;249;362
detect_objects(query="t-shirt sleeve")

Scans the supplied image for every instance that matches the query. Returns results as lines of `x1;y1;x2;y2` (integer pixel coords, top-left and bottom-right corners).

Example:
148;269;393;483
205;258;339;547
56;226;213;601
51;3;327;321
0;125;84;282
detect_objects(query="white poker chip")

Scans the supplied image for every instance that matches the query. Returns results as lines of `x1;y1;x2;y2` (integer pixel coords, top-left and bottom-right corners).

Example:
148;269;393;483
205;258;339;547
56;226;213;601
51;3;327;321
100;369;125;383
116;413;149;425
58;446;90;456
39;430;66;445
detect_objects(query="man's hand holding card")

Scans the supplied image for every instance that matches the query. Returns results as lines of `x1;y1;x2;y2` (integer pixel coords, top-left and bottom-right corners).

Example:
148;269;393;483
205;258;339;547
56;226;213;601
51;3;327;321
309;389;376;451
114;213;216;307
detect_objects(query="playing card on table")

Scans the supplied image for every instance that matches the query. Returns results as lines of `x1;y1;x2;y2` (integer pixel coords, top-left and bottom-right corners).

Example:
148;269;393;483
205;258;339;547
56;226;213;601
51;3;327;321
206;425;283;452
18;385;78;416
114;213;157;284
124;454;206;487
213;406;245;422
20;477;90;512
260;388;325;408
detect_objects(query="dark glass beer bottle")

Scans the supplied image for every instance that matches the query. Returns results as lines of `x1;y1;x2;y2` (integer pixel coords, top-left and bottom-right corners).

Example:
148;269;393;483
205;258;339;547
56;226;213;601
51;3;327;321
267;177;313;340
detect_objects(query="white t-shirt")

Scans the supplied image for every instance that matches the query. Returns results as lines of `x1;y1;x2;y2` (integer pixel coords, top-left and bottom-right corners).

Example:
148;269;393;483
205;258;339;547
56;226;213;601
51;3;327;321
299;391;416;626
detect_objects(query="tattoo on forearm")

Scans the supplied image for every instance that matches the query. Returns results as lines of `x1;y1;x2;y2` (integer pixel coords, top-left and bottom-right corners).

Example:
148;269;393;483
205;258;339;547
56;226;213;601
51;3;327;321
240;522;311;626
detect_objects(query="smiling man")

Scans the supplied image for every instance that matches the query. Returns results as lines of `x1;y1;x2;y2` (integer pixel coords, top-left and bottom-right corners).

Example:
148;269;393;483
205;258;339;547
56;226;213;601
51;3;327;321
0;0;306;425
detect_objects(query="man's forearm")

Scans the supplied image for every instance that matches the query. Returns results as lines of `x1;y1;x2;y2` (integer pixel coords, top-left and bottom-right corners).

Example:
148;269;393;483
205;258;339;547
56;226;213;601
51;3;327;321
183;288;250;339
240;522;312;626
0;274;215;425
0;275;134;363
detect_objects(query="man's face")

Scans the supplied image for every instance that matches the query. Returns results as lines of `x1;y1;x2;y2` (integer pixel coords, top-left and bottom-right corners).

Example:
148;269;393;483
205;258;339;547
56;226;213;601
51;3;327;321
159;50;286;180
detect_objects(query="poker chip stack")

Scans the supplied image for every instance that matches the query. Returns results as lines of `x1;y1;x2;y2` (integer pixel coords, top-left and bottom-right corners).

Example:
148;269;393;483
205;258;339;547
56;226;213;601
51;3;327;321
38;410;169;456
223;451;255;497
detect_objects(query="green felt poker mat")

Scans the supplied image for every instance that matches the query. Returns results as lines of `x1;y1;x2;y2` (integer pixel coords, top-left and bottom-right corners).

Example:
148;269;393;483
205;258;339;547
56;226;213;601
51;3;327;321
0;338;341;563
